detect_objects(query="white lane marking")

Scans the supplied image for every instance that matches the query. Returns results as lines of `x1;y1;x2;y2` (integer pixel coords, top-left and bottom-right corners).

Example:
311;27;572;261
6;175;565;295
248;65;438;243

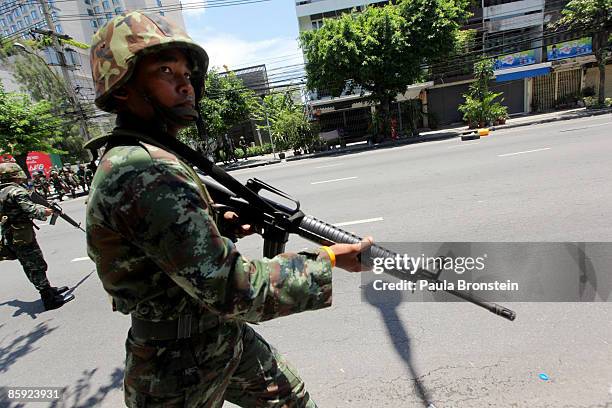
315;163;343;169
448;142;481;148
333;217;383;227
560;121;612;132
71;257;91;263
498;147;551;157
310;176;358;185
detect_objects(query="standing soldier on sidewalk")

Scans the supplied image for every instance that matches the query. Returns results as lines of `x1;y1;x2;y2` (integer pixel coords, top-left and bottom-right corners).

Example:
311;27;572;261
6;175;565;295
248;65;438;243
0;163;75;310
86;11;372;407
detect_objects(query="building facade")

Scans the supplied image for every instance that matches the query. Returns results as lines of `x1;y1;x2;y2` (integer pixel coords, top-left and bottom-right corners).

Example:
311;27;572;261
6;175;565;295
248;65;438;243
296;0;604;132
1;0;185;104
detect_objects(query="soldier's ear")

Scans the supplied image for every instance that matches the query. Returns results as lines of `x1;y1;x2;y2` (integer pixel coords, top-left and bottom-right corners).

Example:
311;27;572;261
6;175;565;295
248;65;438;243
113;86;129;101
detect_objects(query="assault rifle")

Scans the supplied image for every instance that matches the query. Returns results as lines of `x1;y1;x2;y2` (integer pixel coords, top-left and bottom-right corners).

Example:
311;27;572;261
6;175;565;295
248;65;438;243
30;191;85;232
127;135;517;322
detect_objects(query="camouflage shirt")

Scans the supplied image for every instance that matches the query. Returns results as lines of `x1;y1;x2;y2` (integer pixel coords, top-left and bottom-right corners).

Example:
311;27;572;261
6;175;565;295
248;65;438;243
0;182;48;230
86;129;333;331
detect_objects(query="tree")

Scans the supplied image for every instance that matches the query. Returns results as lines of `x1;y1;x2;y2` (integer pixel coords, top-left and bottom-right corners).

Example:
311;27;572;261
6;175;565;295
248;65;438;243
300;0;470;139
0;83;64;173
185;69;260;156
1;43;92;162
553;0;612;105
458;59;508;127
256;93;318;151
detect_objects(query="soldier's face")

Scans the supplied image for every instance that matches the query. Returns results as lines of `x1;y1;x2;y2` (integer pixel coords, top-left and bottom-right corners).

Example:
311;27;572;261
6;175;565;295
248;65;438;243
120;49;196;132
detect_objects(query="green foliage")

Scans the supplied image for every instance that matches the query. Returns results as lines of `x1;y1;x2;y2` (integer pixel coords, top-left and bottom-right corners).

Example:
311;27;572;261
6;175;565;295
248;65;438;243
300;0;471;137
0;84;64;156
193;69;260;152
1;43;92;161
552;0;612;104
256;92;319;151
459;59;507;127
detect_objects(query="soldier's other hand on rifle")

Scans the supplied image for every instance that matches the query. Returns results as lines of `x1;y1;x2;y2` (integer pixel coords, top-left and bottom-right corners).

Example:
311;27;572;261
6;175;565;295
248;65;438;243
321;237;374;273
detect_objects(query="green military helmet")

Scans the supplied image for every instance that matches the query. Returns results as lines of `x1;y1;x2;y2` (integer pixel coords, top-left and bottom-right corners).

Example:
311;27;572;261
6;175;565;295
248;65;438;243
90;11;209;112
0;162;27;182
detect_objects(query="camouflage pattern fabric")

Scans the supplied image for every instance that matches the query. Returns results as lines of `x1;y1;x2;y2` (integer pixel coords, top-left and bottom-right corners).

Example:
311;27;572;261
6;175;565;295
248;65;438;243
0;183;51;290
90;11;208;111
0;162;27;182
86;128;332;406
124;324;316;407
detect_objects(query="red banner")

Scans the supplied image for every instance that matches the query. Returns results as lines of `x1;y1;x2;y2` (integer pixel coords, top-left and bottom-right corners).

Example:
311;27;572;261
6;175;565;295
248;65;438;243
26;152;53;177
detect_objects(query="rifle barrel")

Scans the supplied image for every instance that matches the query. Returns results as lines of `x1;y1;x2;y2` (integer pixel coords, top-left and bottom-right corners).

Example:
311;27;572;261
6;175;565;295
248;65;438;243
298;215;516;321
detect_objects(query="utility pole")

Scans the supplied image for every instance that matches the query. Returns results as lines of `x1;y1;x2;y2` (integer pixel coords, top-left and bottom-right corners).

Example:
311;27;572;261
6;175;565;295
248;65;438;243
36;0;91;141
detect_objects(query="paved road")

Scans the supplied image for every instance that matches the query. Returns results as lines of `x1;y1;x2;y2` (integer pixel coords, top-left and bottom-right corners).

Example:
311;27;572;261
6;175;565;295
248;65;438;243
1;114;611;407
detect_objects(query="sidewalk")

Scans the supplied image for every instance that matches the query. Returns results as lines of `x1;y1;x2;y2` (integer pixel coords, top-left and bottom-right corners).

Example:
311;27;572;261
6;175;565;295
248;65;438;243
220;106;612;171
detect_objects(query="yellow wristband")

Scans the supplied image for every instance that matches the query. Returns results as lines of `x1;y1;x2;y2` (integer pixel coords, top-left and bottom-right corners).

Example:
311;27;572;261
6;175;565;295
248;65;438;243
320;246;336;268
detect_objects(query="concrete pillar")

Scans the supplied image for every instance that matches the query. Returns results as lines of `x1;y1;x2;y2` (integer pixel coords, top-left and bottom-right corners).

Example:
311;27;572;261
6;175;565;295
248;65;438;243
525;78;533;113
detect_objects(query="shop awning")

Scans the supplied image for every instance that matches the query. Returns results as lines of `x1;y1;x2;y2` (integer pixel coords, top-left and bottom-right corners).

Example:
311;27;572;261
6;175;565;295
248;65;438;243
495;62;552;82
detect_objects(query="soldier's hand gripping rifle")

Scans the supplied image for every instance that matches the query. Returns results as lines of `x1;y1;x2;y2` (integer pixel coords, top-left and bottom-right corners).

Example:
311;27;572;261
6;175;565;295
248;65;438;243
151;135;517;322
30;191;85;232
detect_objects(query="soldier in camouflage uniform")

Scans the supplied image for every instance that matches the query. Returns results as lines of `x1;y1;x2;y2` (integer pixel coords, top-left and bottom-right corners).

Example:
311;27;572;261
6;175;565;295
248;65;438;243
49;170;67;201
0;162;75;310
85;11;372;408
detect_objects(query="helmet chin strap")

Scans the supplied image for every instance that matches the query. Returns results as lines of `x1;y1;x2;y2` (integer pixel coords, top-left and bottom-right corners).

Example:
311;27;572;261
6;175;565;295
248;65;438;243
137;90;199;130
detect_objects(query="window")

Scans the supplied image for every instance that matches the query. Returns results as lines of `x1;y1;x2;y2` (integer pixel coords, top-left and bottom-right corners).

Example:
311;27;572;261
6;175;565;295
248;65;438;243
114;6;123;13
97;17;105;25
87;8;94;15
31;10;38;20
94;6;101;13
91;19;98;28
311;19;323;30
84;0;91;4
17;20;23;29
10;25;17;33
56;24;62;33
159;10;164;16
51;11;58;21
0;19;5;26
8;15;14;23
102;0;109;9
106;12;112;19
15;8;21;17
112;0;120;5
156;0;162;5
24;15;31;25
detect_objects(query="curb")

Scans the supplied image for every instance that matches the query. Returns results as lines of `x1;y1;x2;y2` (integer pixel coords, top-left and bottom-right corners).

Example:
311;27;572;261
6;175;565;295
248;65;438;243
222;108;612;171
490;108;612;132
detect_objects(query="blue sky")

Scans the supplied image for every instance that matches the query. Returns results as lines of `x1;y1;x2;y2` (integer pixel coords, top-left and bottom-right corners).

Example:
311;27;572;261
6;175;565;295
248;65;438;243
182;0;305;72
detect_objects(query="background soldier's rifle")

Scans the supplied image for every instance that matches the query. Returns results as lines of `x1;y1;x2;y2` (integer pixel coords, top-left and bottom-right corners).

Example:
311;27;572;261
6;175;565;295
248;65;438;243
30;191;85;232
144;135;516;322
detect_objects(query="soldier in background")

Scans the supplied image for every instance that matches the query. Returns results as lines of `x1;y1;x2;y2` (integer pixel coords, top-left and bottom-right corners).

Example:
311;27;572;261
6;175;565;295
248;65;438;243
86;11;372;407
62;168;79;198
76;164;91;192
32;171;50;199
0;162;75;310
49;170;67;201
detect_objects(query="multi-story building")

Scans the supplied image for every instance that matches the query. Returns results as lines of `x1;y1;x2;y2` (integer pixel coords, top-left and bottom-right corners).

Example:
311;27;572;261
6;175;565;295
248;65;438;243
296;0;602;132
0;0;185;104
296;0;433;140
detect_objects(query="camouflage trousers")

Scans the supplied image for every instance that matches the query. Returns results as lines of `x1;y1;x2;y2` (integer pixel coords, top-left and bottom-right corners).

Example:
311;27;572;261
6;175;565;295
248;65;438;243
124;322;317;408
11;240;51;291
